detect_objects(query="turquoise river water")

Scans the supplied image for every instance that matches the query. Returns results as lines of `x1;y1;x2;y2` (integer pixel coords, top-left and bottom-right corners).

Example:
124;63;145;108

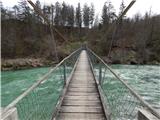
1;65;160;112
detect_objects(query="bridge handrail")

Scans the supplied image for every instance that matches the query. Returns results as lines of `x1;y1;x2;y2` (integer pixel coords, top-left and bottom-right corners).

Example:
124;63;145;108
86;47;160;119
2;47;82;115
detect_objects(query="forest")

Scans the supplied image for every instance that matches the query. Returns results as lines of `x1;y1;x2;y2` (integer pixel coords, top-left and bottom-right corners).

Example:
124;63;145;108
1;0;160;70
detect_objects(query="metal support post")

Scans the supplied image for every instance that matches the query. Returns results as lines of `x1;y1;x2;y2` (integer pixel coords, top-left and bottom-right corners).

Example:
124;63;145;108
99;63;102;85
63;62;66;85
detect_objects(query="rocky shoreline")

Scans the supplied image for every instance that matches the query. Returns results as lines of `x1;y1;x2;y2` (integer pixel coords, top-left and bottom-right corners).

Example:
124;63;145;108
1;58;55;71
102;48;160;65
1;56;159;71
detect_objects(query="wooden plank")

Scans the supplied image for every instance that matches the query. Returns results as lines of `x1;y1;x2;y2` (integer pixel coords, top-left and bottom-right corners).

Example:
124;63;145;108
64;96;100;101
68;86;95;88
70;82;96;84
68;87;97;91
69;83;95;86
66;92;99;96
69;84;96;88
57;113;105;120
60;106;103;113
68;89;98;93
62;100;101;106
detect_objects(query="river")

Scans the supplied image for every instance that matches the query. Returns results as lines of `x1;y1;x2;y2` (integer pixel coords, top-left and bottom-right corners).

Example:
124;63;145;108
1;65;160;111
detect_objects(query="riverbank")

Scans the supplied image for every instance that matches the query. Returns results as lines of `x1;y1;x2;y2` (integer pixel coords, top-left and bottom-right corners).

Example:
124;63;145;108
1;58;55;71
1;56;159;71
101;47;160;65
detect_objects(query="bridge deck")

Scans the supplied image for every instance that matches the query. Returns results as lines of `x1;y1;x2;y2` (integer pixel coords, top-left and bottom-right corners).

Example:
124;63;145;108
56;50;106;120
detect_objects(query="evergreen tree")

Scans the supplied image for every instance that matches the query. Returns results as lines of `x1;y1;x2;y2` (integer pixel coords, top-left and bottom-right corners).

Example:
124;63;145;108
45;5;52;23
17;0;32;22
94;14;99;27
119;0;126;25
102;2;108;25
75;3;82;28
89;3;95;27
119;0;125;16
67;5;75;27
61;1;67;26
76;3;82;40
1;2;8;20
12;5;19;19
34;0;42;23
83;3;90;27
42;5;51;24
54;2;62;26
101;0;115;25
51;4;55;26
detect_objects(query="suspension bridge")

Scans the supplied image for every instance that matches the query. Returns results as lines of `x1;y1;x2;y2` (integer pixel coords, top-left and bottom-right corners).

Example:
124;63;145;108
1;46;160;120
1;0;160;120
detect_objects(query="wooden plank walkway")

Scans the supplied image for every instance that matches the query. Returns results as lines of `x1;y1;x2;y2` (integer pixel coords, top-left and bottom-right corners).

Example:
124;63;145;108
56;50;106;120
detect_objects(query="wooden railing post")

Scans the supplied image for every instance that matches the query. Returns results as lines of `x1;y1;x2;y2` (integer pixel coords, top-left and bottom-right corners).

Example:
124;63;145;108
1;107;18;120
138;109;159;120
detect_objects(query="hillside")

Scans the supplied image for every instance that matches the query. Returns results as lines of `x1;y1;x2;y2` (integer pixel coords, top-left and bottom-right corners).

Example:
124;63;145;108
2;16;160;71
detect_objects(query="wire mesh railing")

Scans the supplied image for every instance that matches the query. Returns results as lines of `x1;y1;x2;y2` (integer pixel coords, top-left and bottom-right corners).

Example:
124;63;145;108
2;47;82;120
86;47;160;120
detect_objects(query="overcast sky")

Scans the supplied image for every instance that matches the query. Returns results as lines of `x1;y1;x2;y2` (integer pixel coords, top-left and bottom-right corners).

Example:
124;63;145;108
1;0;160;18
